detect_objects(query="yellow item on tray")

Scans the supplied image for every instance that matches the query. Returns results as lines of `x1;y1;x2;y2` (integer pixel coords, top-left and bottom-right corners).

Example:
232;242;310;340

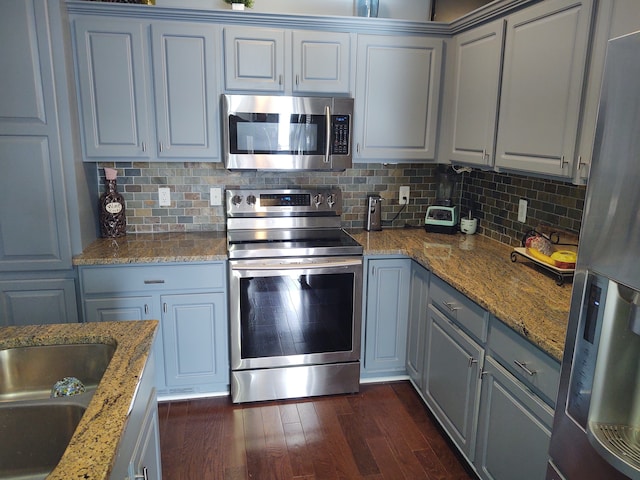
527;248;576;269
527;247;556;266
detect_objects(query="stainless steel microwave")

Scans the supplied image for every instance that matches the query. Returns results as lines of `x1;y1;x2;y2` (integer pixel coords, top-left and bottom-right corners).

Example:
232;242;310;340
222;94;353;171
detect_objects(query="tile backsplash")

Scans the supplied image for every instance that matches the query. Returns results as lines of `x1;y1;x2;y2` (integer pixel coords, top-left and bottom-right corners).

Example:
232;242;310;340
97;162;586;246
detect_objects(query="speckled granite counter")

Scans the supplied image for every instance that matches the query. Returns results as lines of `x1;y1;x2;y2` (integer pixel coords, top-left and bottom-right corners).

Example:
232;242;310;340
0;321;158;479
348;228;571;361
74;229;570;361
73;232;227;265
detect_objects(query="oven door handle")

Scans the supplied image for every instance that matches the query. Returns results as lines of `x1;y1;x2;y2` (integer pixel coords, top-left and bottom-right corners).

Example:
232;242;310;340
324;104;331;164
231;258;361;271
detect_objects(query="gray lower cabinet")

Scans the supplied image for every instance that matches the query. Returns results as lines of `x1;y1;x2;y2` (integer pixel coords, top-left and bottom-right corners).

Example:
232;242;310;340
362;258;411;377
406;261;429;388
423;303;484;460
72;16;221;160
80;263;229;398
354;34;443;162
110;335;162;480
494;0;594;178
475;356;554;480
420;275;557;477
475;317;559;480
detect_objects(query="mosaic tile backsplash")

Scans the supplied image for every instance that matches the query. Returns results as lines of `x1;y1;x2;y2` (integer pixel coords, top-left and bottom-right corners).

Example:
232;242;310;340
97;162;586;247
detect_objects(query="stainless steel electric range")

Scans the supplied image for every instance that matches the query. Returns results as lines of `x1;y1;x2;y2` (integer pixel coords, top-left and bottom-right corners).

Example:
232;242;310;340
226;188;363;403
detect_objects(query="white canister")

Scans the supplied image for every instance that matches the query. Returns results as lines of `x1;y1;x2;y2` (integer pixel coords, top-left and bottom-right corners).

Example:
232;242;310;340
460;217;478;235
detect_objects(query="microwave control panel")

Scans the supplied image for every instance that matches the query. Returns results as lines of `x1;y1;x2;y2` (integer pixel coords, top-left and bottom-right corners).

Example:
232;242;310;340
331;115;350;155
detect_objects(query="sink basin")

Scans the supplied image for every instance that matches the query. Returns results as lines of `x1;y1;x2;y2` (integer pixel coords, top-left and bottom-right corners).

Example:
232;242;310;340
0;343;115;402
0;401;86;480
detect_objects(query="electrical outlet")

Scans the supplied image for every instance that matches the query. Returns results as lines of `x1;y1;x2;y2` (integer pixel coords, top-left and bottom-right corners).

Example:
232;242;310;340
399;186;410;205
158;187;171;207
210;187;222;206
518;198;528;223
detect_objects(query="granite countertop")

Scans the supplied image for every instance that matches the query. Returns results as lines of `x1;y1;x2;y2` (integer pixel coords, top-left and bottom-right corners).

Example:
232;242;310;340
0;321;158;479
348;228;571;361
74;229;570;361
73;232;227;265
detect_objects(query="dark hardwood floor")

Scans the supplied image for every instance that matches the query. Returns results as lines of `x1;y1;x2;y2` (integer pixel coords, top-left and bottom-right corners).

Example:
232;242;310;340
158;381;476;479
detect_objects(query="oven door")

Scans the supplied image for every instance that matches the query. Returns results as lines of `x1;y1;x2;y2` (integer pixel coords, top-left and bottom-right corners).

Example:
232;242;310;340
228;256;362;371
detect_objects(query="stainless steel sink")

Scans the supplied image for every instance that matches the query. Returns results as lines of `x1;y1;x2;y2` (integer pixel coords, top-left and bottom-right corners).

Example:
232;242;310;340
0;342;116;479
0;343;115;402
0;401;86;480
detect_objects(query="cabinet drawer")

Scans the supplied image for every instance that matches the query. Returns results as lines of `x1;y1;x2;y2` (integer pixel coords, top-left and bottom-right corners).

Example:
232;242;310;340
429;276;488;343
488;317;560;407
80;263;226;295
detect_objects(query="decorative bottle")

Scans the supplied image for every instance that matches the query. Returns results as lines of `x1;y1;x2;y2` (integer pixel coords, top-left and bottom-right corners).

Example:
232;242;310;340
99;167;126;238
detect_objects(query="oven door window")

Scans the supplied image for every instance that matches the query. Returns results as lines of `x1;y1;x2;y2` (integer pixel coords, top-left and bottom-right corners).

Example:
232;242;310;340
229;113;326;155
239;272;353;359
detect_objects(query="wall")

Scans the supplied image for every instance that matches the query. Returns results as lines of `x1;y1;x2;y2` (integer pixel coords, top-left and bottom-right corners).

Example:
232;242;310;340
97;162;586;246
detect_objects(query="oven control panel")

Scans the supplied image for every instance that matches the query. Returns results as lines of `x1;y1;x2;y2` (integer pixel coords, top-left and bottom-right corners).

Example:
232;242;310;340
226;189;342;216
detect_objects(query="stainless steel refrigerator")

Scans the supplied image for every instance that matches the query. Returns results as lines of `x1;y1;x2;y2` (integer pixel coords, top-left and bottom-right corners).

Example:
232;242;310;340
548;31;640;480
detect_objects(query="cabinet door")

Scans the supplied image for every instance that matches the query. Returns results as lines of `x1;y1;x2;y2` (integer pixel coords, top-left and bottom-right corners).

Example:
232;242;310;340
292;30;351;94
423;304;483;459
84;296;154;322
0;1;72;272
0;278;78;326
128;393;162;480
363;259;411;375
475;357;554;480
355;35;442;161
151;22;220;159
406;262;429;388
74;18;151;158
494;0;593;177
449;19;504;167
161;292;229;388
223;26;285;92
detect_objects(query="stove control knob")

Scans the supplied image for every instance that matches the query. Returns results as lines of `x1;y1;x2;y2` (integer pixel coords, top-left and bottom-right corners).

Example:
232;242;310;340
231;194;243;206
327;194;336;208
313;193;323;207
246;194;256;206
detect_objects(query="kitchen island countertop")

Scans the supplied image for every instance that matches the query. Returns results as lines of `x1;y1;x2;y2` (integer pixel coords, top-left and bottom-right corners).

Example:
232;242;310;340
348;228;571;361
0;320;158;479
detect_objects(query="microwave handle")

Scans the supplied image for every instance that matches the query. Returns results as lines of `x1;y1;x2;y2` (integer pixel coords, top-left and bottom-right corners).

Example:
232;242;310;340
324;105;331;163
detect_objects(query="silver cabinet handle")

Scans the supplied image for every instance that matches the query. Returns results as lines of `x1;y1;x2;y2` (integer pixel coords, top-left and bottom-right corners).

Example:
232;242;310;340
159;141;163;153
560;155;568;167
295;74;300;86
514;360;537;376
278;74;283;86
163;303;167;314
144;304;149;315
442;301;460;312
141;141;147;153
134;466;149;480
144;280;165;284
468;357;478;368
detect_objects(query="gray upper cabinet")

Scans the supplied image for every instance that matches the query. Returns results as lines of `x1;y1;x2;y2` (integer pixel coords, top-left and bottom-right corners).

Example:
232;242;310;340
447;19;504;167
494;0;594;178
223;26;286;92
572;0;640;184
0;0;72;272
151;23;220;159
354;34;443;162
223;26;351;94
73;17;221;161
74;18;151;159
